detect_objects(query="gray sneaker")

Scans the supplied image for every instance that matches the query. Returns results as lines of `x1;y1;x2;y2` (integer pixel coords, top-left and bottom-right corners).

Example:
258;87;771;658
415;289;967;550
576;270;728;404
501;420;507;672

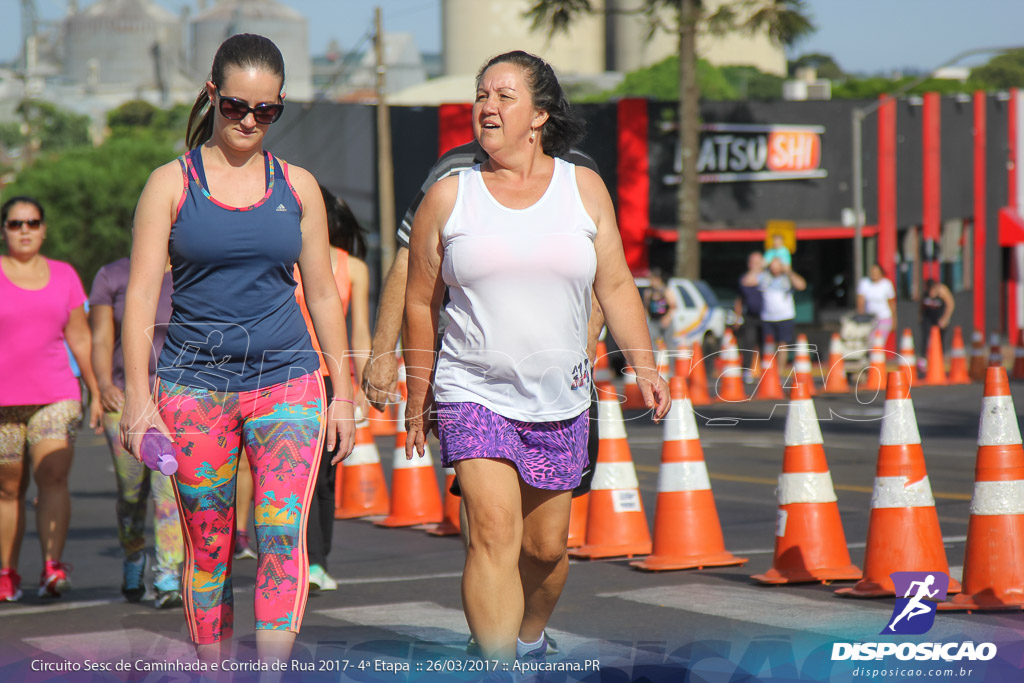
153;573;182;609
466;631;559;657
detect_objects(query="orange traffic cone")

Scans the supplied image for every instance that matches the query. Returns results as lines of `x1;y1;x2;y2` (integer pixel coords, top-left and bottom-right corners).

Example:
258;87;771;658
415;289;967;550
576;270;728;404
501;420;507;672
836;371;961;597
948;326;970;385
714;329;747;402
367;404;397;437
989;333;1004;369
656;340;672;379
570;381;652;559
822;333;850;393
375;397;444;528
622;366;646;410
593;339;613;385
939;367;1024;611
923;325;948;386
969;331;988;381
426;468;460;536
754;336;785;401
750;378;861;584
789;333;817;397
368;354;401;436
897;328;917;387
686;341;712;406
632;377;747;571
566;494;589;549
1013;331;1024;381
335;416;390;519
859;332;888;393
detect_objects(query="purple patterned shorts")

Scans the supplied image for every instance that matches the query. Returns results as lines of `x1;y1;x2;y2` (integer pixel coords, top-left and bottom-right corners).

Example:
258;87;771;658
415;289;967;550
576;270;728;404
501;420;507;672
436;402;589;491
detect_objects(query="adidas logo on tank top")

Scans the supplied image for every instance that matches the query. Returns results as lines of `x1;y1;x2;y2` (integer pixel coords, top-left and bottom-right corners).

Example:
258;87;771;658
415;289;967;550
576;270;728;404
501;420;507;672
276;203;287;212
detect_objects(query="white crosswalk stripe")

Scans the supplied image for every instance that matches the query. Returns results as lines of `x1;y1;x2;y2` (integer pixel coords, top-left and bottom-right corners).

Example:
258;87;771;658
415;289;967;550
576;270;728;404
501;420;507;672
600;583;1020;642
317;601;635;661
23;628;195;662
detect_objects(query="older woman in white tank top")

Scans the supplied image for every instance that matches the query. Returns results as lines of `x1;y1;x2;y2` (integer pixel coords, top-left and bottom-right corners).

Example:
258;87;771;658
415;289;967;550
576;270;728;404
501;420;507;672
404;50;670;663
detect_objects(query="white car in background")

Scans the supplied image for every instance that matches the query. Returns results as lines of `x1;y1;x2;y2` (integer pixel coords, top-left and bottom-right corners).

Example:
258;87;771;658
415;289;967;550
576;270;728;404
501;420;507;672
635;277;733;352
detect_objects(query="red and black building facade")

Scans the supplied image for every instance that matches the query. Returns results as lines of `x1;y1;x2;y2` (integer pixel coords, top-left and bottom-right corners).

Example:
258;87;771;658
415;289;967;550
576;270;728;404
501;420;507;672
268;91;1024;348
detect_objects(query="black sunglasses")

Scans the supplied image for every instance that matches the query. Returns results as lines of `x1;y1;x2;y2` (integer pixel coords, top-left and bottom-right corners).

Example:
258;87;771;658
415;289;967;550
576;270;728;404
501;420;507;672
216;88;284;125
4;219;42;231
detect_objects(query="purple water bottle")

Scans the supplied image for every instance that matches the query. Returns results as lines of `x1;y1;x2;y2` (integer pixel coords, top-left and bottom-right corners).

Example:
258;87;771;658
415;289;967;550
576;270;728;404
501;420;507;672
140;428;178;476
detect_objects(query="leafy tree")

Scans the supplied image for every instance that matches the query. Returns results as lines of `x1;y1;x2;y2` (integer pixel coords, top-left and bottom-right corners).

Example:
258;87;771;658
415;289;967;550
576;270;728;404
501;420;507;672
970;49;1024;89
15;99;92;155
720;65;784;100
789;52;844;80
107;100;190;146
527;0;814;279
602;56;737;101
2;134;176;286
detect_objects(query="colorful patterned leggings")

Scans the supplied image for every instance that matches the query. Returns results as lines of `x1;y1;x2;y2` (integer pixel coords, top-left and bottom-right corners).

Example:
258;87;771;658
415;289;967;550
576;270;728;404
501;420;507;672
156;373;324;644
101;412;183;583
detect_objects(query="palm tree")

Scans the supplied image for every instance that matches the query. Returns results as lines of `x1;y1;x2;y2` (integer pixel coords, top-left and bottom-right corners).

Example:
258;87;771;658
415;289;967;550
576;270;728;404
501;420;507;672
526;0;814;279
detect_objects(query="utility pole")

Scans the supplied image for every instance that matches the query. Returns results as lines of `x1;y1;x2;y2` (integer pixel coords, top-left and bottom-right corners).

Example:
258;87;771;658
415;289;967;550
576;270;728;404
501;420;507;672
375;7;397;274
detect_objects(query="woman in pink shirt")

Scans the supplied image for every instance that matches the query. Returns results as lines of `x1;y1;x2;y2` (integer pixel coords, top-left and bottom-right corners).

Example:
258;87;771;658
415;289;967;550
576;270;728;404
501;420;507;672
0;196;101;602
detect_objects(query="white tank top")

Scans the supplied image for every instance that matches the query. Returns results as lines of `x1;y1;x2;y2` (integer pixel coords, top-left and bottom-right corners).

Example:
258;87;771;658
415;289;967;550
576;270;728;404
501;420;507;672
434;158;597;421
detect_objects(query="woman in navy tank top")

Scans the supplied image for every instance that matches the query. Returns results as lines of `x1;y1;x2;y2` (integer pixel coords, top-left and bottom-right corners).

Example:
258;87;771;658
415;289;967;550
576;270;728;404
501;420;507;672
118;34;356;666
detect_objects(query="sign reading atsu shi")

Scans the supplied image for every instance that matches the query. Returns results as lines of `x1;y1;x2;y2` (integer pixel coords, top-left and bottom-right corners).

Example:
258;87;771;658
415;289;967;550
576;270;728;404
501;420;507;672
697;123;826;183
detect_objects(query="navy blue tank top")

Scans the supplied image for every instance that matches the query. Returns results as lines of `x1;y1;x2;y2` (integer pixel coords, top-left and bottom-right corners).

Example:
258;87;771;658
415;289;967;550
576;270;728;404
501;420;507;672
157;148;317;392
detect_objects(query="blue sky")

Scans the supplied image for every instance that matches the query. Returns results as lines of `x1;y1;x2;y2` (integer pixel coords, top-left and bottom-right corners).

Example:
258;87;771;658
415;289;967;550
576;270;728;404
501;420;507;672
7;0;1024;75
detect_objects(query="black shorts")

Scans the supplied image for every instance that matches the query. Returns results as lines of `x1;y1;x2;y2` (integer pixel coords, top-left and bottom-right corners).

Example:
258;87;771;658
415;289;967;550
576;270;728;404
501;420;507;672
447;386;599;499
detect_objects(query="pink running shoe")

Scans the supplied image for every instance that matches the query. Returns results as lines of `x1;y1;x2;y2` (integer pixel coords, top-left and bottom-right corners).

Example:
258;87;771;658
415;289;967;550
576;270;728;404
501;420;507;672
0;568;22;602
38;560;72;598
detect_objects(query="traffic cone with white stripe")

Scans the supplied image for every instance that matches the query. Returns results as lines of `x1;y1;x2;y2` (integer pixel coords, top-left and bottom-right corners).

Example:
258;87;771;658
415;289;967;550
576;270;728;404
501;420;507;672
656;340;672;379
593;340;613;385
632;377;747;571
570;380;652;559
426;468;461;536
897;328;917;386
751;378;861;584
622;366;647;410
375;397;444;528
969;331;988;381
754;336;785;401
789;333;817;397
948;326;970;385
939;367;1024;611
335;416;390;519
566;494;589;549
923;325;948;386
1013;331;1024;381
835;371;961;597
989;333;1004;369
684;341;712;406
859;332;888;392
822;333;850;393
714;329;747;402
368;354;401;437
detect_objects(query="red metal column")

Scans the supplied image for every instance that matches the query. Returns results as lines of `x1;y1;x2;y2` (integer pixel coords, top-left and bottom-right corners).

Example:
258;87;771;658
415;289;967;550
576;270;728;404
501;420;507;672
1009;90;1018;341
922;92;942;283
437;103;474;157
877;97;897;283
617;98;650;274
973;92;986;336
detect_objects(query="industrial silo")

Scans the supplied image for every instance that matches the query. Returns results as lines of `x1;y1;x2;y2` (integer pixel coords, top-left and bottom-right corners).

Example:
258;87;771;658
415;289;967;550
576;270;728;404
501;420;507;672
191;0;313;101
606;0;676;73
63;0;183;91
441;0;605;77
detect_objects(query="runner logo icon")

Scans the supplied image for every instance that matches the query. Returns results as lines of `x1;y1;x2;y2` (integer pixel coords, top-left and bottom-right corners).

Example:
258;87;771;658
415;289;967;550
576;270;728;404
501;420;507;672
882;571;950;635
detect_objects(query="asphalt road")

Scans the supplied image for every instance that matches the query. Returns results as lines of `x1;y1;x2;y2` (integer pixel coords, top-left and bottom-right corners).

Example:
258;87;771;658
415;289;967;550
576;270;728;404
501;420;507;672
2;379;1023;683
